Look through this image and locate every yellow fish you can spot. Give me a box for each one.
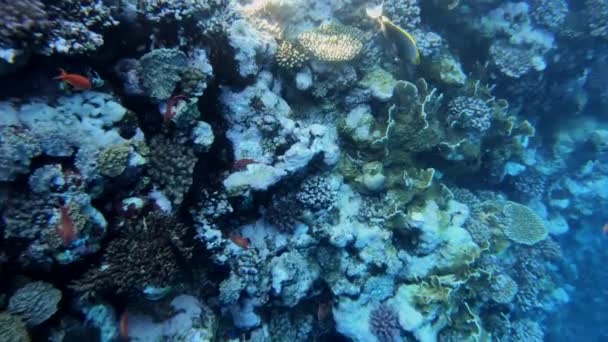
[366,4,420,65]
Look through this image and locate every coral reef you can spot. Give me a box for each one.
[0,0,598,340]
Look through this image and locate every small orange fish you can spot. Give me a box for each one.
[119,310,129,341]
[55,203,76,246]
[163,95,187,125]
[54,69,92,90]
[603,223,608,235]
[232,159,256,172]
[230,235,251,249]
[317,301,332,321]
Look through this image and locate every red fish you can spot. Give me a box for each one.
[232,159,256,172]
[55,203,76,246]
[603,223,608,235]
[163,95,187,125]
[119,310,129,341]
[54,69,92,90]
[230,235,251,249]
[317,301,332,321]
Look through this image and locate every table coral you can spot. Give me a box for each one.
[502,201,548,245]
[297,23,365,62]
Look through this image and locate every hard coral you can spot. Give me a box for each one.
[369,303,402,342]
[276,41,308,70]
[490,274,519,304]
[148,134,197,207]
[0,0,50,46]
[447,96,493,134]
[7,281,61,326]
[295,174,337,212]
[0,312,30,342]
[72,212,192,298]
[297,23,365,62]
[586,0,608,39]
[383,0,421,30]
[502,201,548,245]
[0,0,117,55]
[0,126,42,182]
[530,0,568,30]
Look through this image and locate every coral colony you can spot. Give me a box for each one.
[0,0,606,341]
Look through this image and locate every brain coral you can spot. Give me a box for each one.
[502,201,548,245]
[7,281,61,326]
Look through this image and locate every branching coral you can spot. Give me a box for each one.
[383,0,421,30]
[0,126,42,182]
[297,23,365,62]
[276,41,308,69]
[148,134,197,207]
[295,174,337,212]
[511,319,544,341]
[369,303,402,342]
[7,281,61,326]
[447,96,493,134]
[530,0,568,30]
[489,41,543,78]
[72,212,192,298]
[0,0,117,55]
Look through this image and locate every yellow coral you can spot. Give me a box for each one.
[297,23,365,62]
[276,41,308,69]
